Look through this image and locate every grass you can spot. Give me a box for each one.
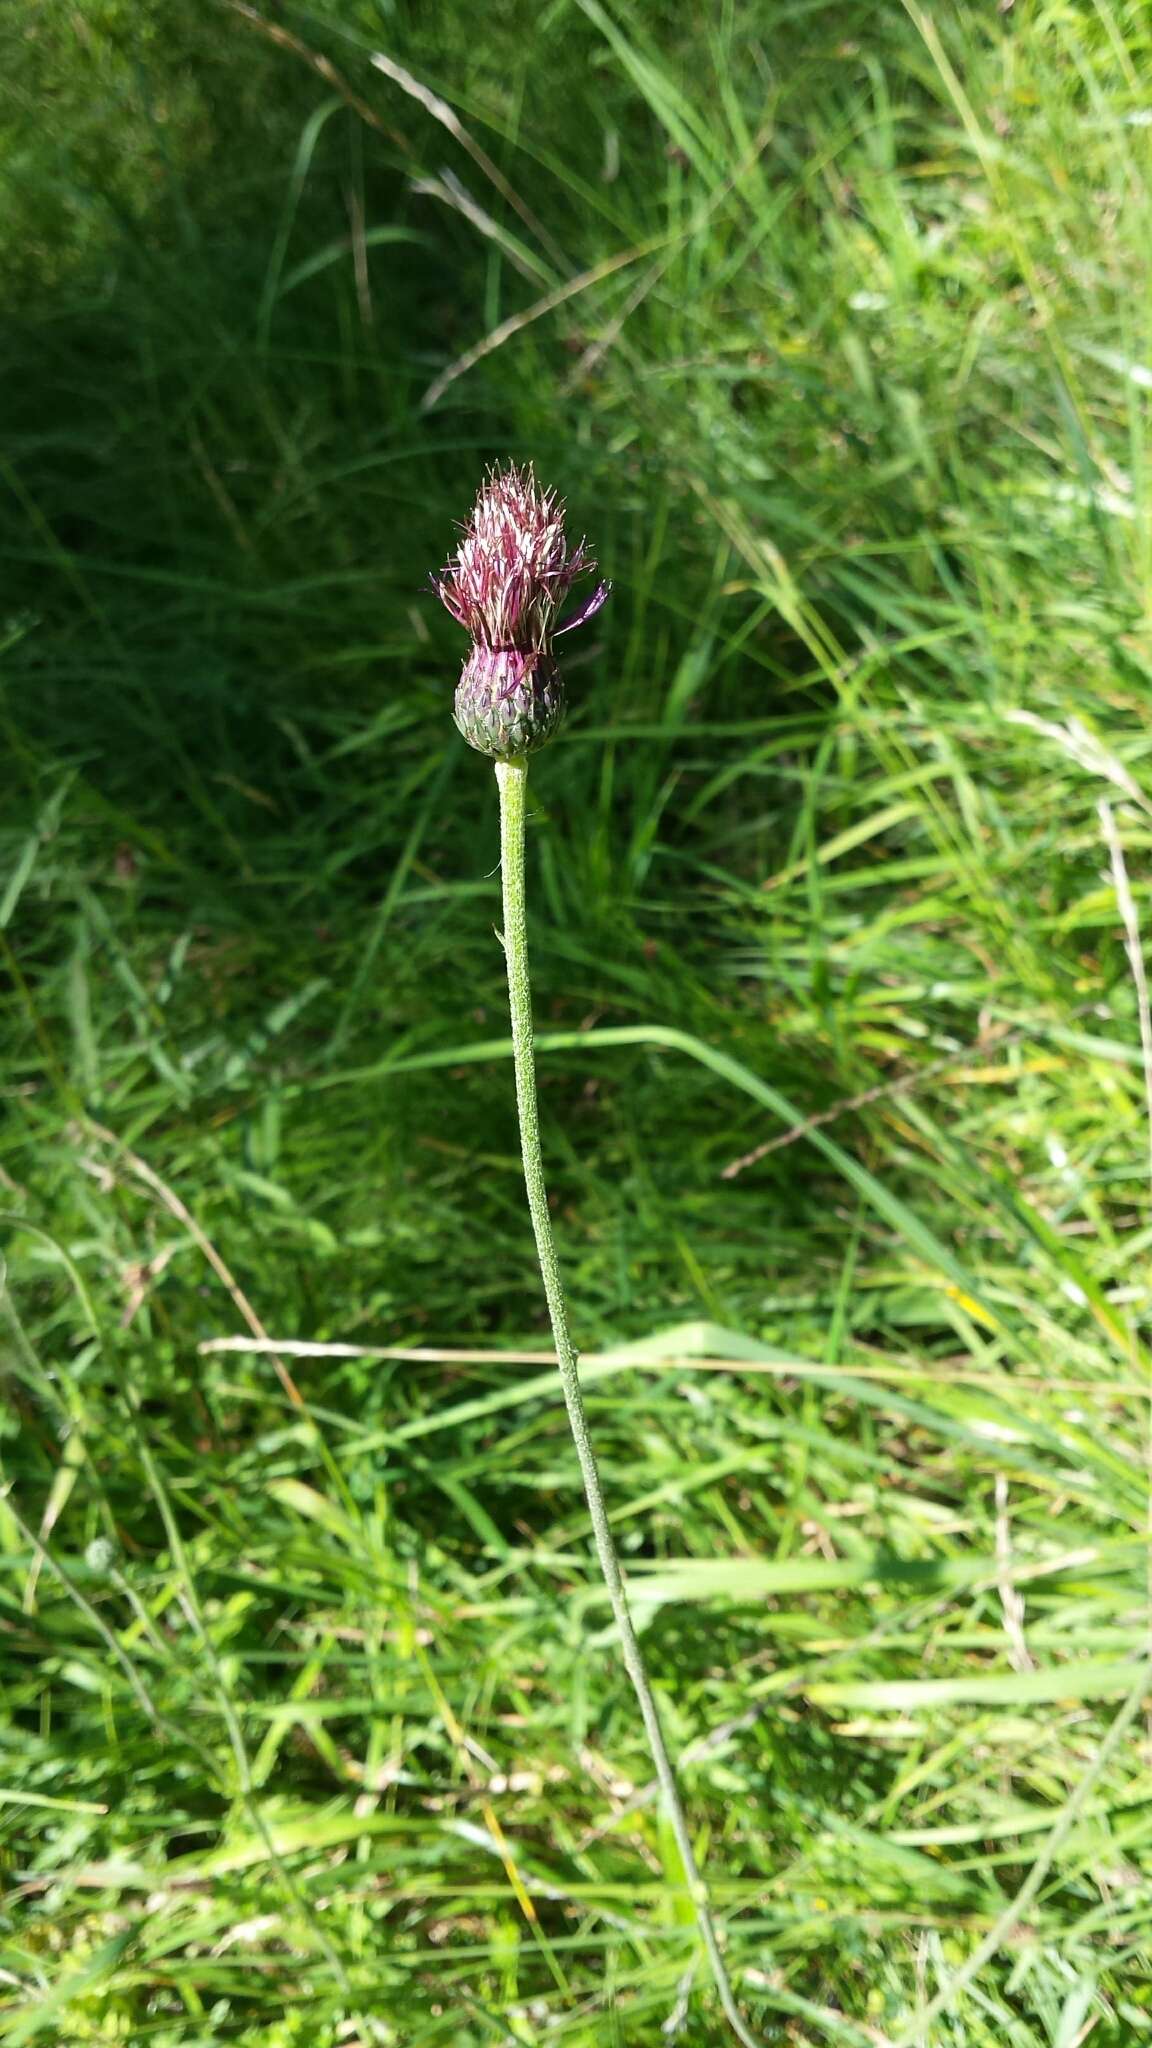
[1,0,1152,2039]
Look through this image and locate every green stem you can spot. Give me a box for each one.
[495,756,760,2046]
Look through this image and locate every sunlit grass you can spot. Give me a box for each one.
[1,1,1151,2041]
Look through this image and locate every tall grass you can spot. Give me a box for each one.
[1,1,1151,2040]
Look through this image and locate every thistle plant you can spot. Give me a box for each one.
[434,464,760,2045]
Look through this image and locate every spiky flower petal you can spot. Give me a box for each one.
[433,463,604,653]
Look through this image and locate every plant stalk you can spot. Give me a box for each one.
[495,756,759,2046]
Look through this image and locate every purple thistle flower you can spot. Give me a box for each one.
[433,463,609,759]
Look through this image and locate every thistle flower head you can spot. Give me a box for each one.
[433,462,609,759]
[433,462,608,655]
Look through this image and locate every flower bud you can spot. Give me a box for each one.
[454,646,566,761]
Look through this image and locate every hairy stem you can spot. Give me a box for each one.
[495,756,759,2046]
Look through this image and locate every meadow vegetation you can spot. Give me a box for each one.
[2,1,1152,2040]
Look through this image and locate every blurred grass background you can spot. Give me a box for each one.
[2,0,1152,2040]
